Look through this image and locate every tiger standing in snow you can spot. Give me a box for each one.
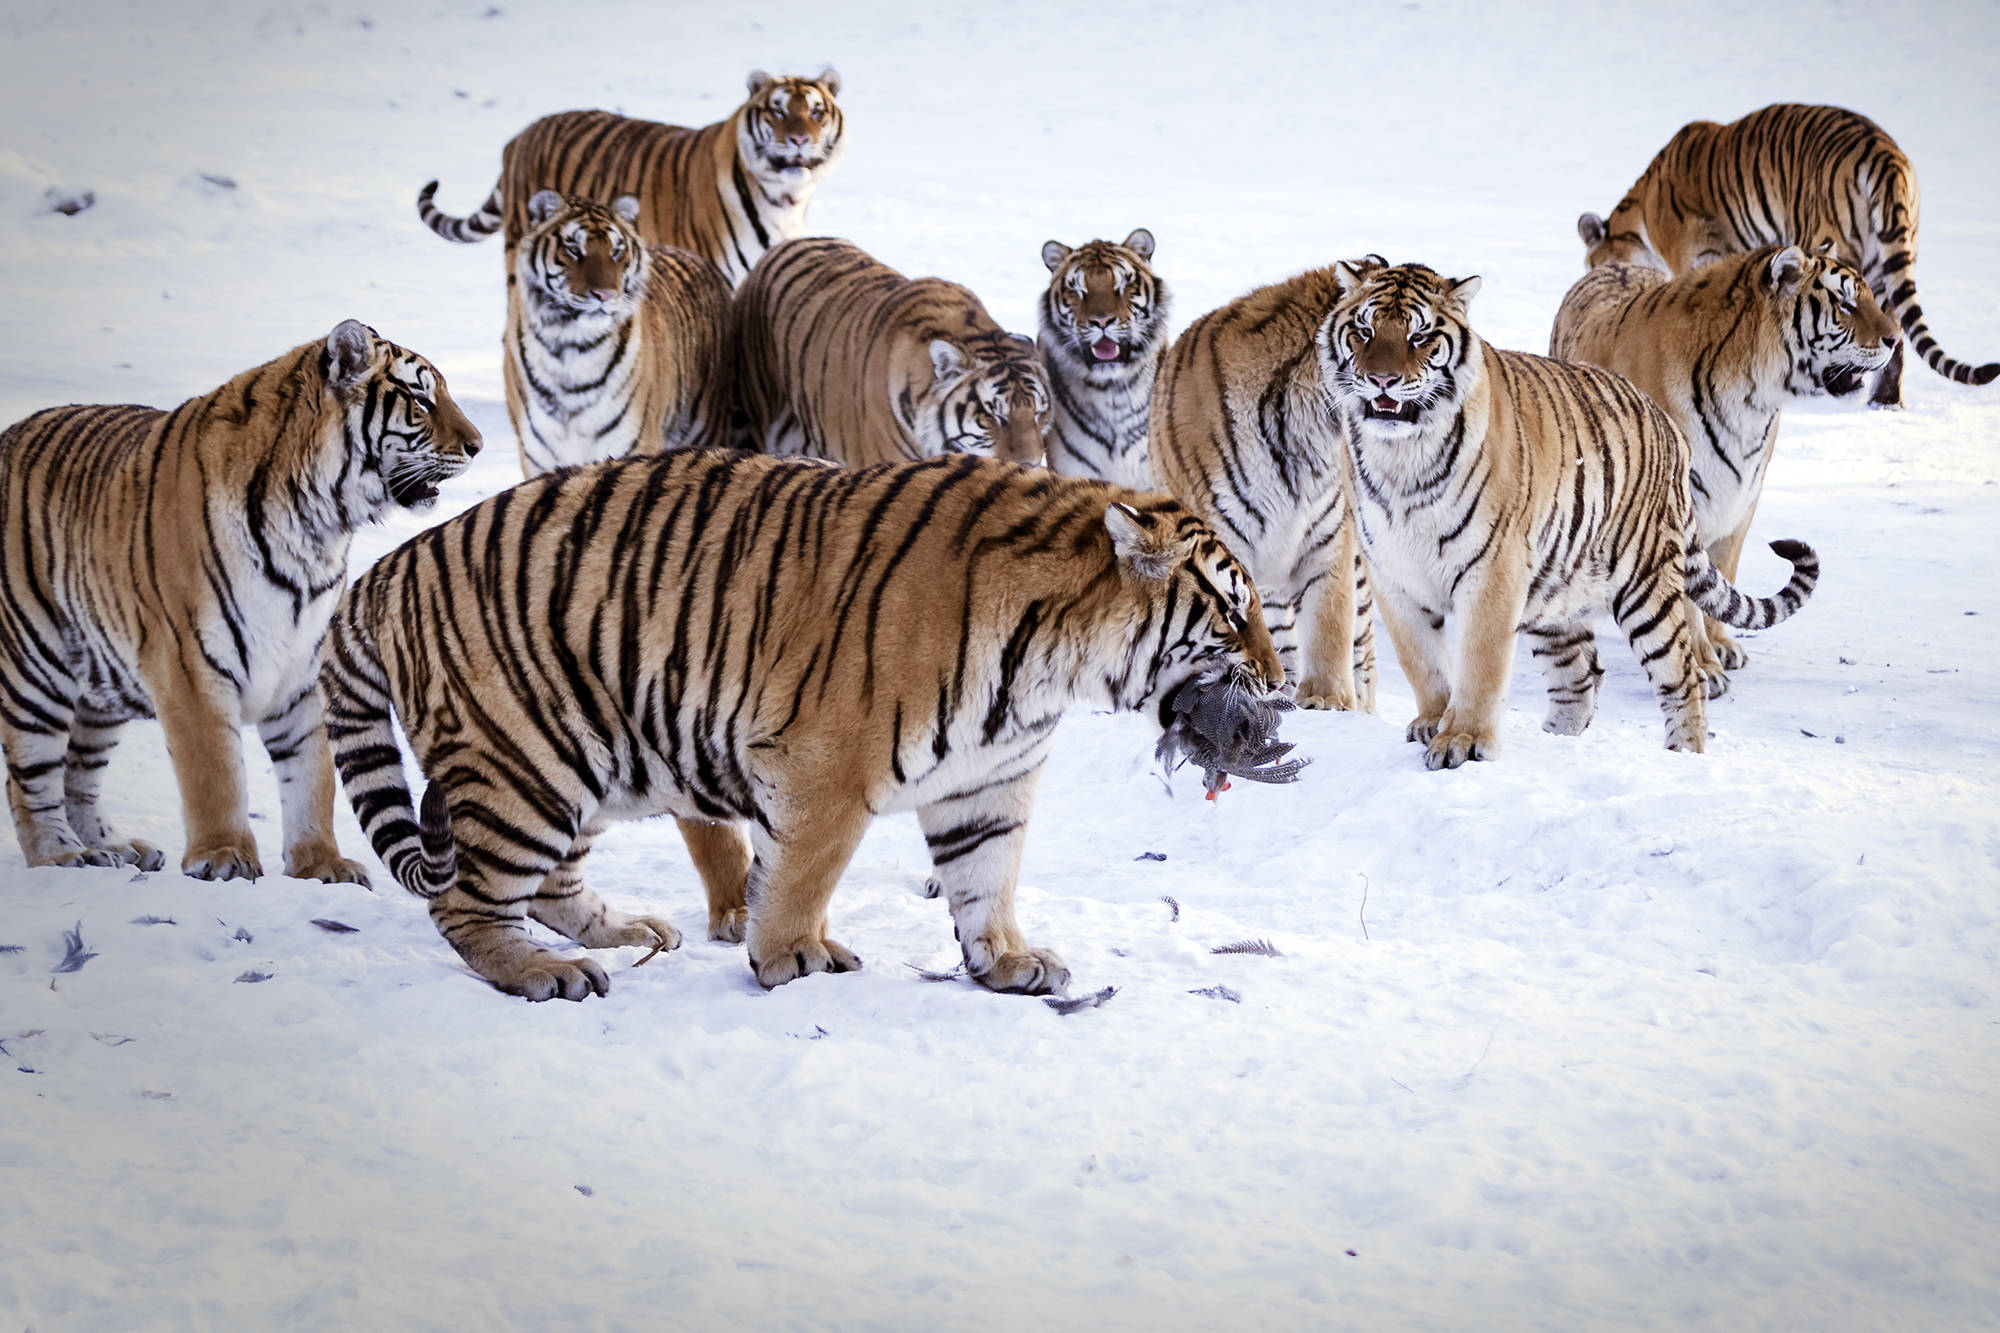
[417,68,846,289]
[1149,266,1378,713]
[0,322,478,880]
[1037,229,1171,489]
[733,238,1051,466]
[503,191,732,476]
[1324,259,1818,768]
[1551,242,1896,689]
[320,450,1283,1002]
[1578,102,1997,407]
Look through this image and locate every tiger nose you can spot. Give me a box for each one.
[1368,373,1399,390]
[786,133,811,147]
[462,435,482,459]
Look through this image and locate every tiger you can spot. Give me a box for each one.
[0,321,479,880]
[1551,242,1897,688]
[734,238,1051,467]
[1148,266,1378,714]
[417,68,845,288]
[1577,103,1998,407]
[1323,259,1819,768]
[1037,229,1171,489]
[504,190,733,477]
[319,449,1283,1002]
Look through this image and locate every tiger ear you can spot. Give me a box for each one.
[746,69,773,96]
[816,67,841,97]
[1767,246,1806,293]
[1577,213,1606,247]
[527,190,564,226]
[1333,257,1378,291]
[1042,240,1071,273]
[1104,502,1194,581]
[612,195,641,224]
[1008,332,1036,349]
[1446,276,1483,310]
[325,319,376,391]
[1812,237,1838,259]
[1122,228,1156,261]
[929,339,965,382]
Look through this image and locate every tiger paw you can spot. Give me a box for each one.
[748,936,862,988]
[284,850,372,887]
[183,839,263,882]
[567,912,682,955]
[496,951,612,1002]
[41,846,125,870]
[1710,635,1749,672]
[971,947,1070,995]
[102,838,167,872]
[708,907,748,943]
[1406,714,1444,744]
[1296,675,1358,711]
[1424,729,1495,770]
[1700,669,1732,700]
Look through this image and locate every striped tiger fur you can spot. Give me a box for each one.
[0,322,479,879]
[417,68,845,288]
[734,238,1051,466]
[1551,243,1895,688]
[1037,229,1171,489]
[1326,259,1818,768]
[1579,103,1998,407]
[1149,266,1378,714]
[320,450,1281,1001]
[505,190,732,477]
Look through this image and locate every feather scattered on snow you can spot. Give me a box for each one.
[234,970,272,984]
[1190,985,1242,1003]
[1211,938,1282,957]
[54,922,97,973]
[129,915,176,926]
[310,919,360,934]
[905,962,966,983]
[0,944,23,955]
[1045,985,1117,1015]
[1162,895,1181,922]
[90,1032,136,1046]
[232,926,253,944]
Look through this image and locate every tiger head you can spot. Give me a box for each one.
[917,332,1052,465]
[1320,258,1483,439]
[1038,229,1171,378]
[1762,243,1899,400]
[321,320,480,512]
[1096,500,1284,719]
[518,191,647,319]
[740,68,846,187]
[1576,207,1667,271]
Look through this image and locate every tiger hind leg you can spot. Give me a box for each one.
[524,818,682,958]
[1613,568,1708,754]
[3,675,120,869]
[919,761,1068,995]
[1527,623,1603,736]
[257,683,369,884]
[676,816,753,942]
[427,794,615,1001]
[63,706,164,870]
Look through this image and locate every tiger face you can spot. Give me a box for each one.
[324,320,480,511]
[1039,229,1169,375]
[1321,259,1483,437]
[741,68,845,182]
[922,335,1052,465]
[519,191,647,317]
[1770,244,1899,400]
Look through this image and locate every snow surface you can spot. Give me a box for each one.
[4,2,1999,1329]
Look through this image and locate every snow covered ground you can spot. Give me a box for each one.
[4,1,1999,1328]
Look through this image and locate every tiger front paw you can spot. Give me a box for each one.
[284,849,372,887]
[1423,728,1496,770]
[39,846,125,870]
[183,838,263,882]
[708,907,748,943]
[749,936,863,988]
[1406,714,1444,745]
[1296,675,1358,711]
[971,947,1070,995]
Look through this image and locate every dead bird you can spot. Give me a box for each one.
[1155,666,1306,797]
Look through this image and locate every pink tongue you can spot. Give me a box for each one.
[1091,338,1120,361]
